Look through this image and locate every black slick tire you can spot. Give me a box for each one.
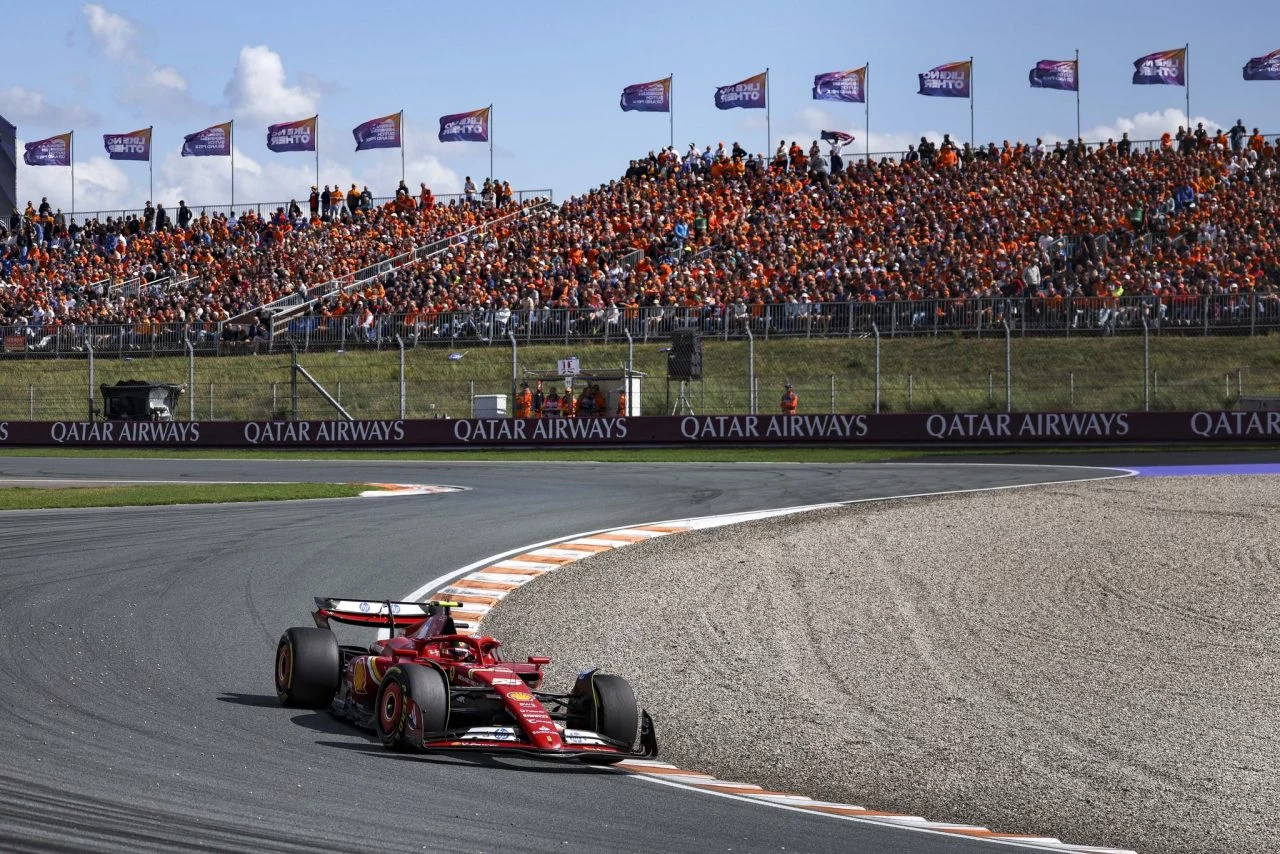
[275,627,340,708]
[375,663,449,750]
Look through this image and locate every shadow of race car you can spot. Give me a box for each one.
[274,598,657,764]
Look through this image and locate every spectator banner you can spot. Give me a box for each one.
[3,412,1277,449]
[102,128,151,161]
[918,62,971,98]
[1028,60,1079,91]
[714,72,767,110]
[22,133,72,166]
[620,78,671,112]
[820,131,855,144]
[182,122,232,157]
[1132,48,1186,85]
[353,113,402,151]
[1243,49,1280,81]
[267,117,316,152]
[437,108,490,143]
[812,68,866,103]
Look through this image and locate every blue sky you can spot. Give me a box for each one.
[5,1,1275,213]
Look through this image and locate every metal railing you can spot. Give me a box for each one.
[61,189,554,229]
[226,198,554,329]
[792,133,1280,169]
[4,294,1278,359]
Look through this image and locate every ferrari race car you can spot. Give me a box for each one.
[274,598,657,763]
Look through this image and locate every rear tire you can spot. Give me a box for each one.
[571,672,638,764]
[375,663,449,750]
[275,628,340,708]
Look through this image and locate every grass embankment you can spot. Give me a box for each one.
[0,482,368,510]
[1,336,1276,421]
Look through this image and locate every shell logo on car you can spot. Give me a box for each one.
[508,691,533,701]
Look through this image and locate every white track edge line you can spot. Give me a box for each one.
[403,466,1139,854]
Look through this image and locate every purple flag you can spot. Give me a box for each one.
[437,108,490,143]
[182,122,232,157]
[918,62,971,98]
[267,117,317,153]
[620,78,671,112]
[23,132,72,166]
[1029,60,1078,92]
[353,113,402,151]
[812,68,866,103]
[103,128,151,161]
[1244,49,1280,81]
[1133,48,1186,86]
[820,131,855,145]
[714,72,767,110]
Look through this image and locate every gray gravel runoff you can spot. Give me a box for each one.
[0,458,1133,854]
[483,475,1280,854]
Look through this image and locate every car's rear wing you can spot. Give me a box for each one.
[312,597,460,630]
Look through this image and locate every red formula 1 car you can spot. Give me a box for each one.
[274,598,657,763]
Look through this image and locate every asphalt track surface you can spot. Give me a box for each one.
[0,456,1134,854]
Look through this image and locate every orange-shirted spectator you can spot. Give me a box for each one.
[780,383,798,414]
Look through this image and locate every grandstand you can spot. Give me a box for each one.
[2,127,1278,356]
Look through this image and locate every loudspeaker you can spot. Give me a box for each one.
[668,330,702,380]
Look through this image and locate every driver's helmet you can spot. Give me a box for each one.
[448,642,474,663]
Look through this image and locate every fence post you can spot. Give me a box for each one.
[86,338,95,421]
[830,375,835,414]
[185,338,196,421]
[908,373,913,410]
[1238,367,1243,398]
[1142,317,1150,412]
[1250,292,1257,337]
[209,383,214,420]
[872,322,880,414]
[470,381,475,418]
[29,385,34,420]
[272,382,277,415]
[745,326,756,415]
[290,341,299,421]
[624,327,634,379]
[1203,295,1210,337]
[397,335,406,420]
[1069,373,1074,408]
[508,328,519,408]
[1002,318,1012,413]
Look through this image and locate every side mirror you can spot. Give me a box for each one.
[528,656,551,666]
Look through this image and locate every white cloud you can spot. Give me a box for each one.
[82,3,138,61]
[223,45,318,120]
[15,138,131,214]
[0,85,100,129]
[1075,108,1230,145]
[152,146,462,213]
[83,5,198,118]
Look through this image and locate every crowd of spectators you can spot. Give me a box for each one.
[3,122,1278,344]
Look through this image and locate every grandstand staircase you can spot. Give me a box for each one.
[228,200,552,341]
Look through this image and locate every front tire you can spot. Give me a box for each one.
[275,627,340,708]
[570,672,638,764]
[375,663,449,750]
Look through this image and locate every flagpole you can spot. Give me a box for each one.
[400,110,406,186]
[1184,43,1191,125]
[230,120,235,210]
[148,126,154,204]
[489,104,494,184]
[865,63,871,164]
[669,74,674,150]
[70,131,75,217]
[314,115,320,193]
[1075,50,1081,141]
[969,56,975,148]
[765,67,771,155]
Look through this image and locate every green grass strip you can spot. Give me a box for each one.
[0,482,368,510]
